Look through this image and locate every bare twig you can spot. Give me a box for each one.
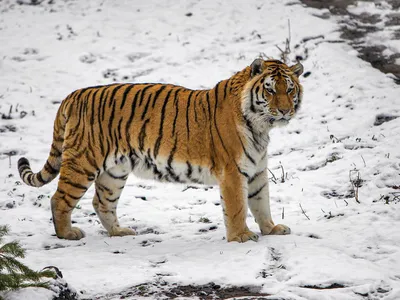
[282,207,285,220]
[299,203,310,220]
[302,35,324,43]
[349,170,361,204]
[360,155,366,167]
[268,168,277,184]
[280,164,285,183]
[276,19,291,63]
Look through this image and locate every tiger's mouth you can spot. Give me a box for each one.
[268,116,290,127]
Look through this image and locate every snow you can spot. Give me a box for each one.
[1,0,400,299]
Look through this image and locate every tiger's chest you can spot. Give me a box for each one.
[239,146,268,179]
[237,125,270,179]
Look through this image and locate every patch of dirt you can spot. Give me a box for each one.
[86,282,270,300]
[374,114,399,126]
[298,0,400,84]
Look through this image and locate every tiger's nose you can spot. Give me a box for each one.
[278,109,290,115]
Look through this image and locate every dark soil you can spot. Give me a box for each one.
[299,0,400,84]
[86,282,270,300]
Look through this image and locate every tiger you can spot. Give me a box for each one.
[17,58,303,243]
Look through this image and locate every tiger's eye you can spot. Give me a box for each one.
[266,88,275,94]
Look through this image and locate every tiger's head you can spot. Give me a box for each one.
[242,58,303,130]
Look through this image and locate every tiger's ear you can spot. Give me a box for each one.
[250,58,264,78]
[290,62,304,77]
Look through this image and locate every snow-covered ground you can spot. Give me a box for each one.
[1,0,400,299]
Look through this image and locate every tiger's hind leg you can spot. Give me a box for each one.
[51,160,95,240]
[92,169,136,237]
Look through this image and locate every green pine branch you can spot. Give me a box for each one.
[0,225,56,295]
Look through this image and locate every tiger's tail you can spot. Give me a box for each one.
[18,104,66,187]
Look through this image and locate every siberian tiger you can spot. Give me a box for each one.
[18,58,303,242]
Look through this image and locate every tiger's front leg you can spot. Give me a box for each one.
[218,166,259,242]
[247,168,291,235]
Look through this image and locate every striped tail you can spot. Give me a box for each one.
[18,105,66,187]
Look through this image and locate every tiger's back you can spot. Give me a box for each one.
[18,58,303,242]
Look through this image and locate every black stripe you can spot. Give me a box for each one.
[61,198,76,209]
[82,89,92,118]
[223,79,229,99]
[84,150,98,172]
[205,91,211,117]
[248,183,267,199]
[108,84,124,108]
[97,183,112,194]
[125,86,141,143]
[117,118,123,141]
[64,163,88,176]
[139,84,153,106]
[151,85,167,108]
[205,92,216,171]
[193,91,199,123]
[120,84,136,110]
[107,170,128,180]
[74,87,91,100]
[59,177,88,191]
[105,196,120,202]
[90,89,99,125]
[44,161,58,174]
[50,148,61,157]
[102,137,112,171]
[99,88,111,157]
[235,164,249,179]
[186,90,194,139]
[57,188,81,201]
[249,80,258,113]
[27,173,34,186]
[172,89,180,137]
[141,85,166,120]
[138,119,150,152]
[248,169,265,184]
[108,96,117,146]
[95,189,104,205]
[53,136,64,143]
[36,172,45,184]
[186,161,193,179]
[108,85,126,133]
[213,81,229,155]
[243,115,261,152]
[166,138,180,182]
[18,157,30,169]
[20,169,31,178]
[97,86,108,118]
[129,149,139,170]
[140,87,155,120]
[100,88,111,121]
[239,137,256,165]
[96,87,108,155]
[153,89,173,158]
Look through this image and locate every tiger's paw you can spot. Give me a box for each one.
[61,227,85,240]
[265,224,291,235]
[228,230,259,243]
[110,227,136,237]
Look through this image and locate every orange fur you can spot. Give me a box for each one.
[18,59,303,242]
